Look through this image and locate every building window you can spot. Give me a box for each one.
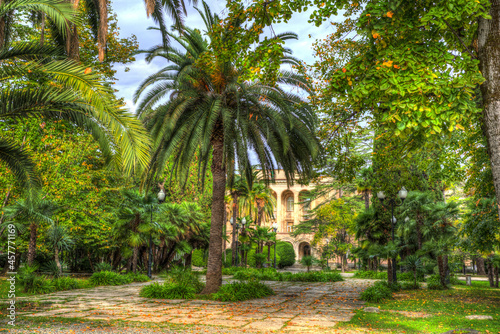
[286,222,294,232]
[286,196,294,211]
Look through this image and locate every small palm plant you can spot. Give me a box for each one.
[46,222,74,276]
[400,255,423,288]
[300,255,315,273]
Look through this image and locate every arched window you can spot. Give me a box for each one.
[286,196,294,211]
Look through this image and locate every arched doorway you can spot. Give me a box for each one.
[298,242,311,260]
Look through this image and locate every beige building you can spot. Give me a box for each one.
[225,170,336,262]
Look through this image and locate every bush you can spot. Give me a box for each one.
[140,282,197,299]
[400,281,421,290]
[94,262,113,272]
[212,280,275,302]
[192,249,207,267]
[276,242,295,267]
[233,268,343,283]
[353,270,388,279]
[360,281,393,303]
[427,274,446,290]
[252,252,268,268]
[89,271,132,286]
[52,277,81,291]
[41,260,66,278]
[449,275,464,285]
[165,267,205,293]
[399,271,425,282]
[125,273,150,282]
[222,267,246,275]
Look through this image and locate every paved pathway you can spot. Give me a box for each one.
[10,278,374,333]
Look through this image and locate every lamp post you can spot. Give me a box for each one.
[272,222,278,269]
[148,189,165,279]
[377,186,408,284]
[239,217,246,266]
[230,217,240,266]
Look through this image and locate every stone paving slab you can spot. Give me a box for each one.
[6,278,376,333]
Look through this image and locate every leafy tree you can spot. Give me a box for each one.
[300,255,315,272]
[400,254,423,288]
[134,5,319,293]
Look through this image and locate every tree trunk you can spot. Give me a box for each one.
[487,259,495,287]
[387,258,393,284]
[256,199,264,227]
[27,223,37,266]
[132,246,138,273]
[54,247,62,275]
[444,255,450,285]
[478,1,500,218]
[267,244,271,263]
[477,257,486,275]
[201,139,226,294]
[185,252,192,269]
[495,267,499,288]
[341,254,346,273]
[437,255,447,287]
[97,0,108,62]
[231,194,238,266]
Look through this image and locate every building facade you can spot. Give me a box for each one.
[225,170,336,262]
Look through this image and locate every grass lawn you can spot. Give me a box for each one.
[337,280,500,333]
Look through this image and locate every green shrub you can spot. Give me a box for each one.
[94,262,113,272]
[52,277,80,291]
[360,281,393,302]
[427,274,446,290]
[276,242,295,267]
[165,267,204,293]
[222,267,246,275]
[140,282,197,299]
[233,268,343,283]
[353,270,388,279]
[192,249,207,267]
[212,281,275,302]
[125,273,150,282]
[42,260,66,278]
[25,276,55,294]
[89,271,132,286]
[400,281,421,290]
[399,271,425,282]
[449,275,464,285]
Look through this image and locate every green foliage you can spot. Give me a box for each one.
[221,267,246,275]
[233,268,343,282]
[212,281,275,302]
[140,282,198,300]
[353,270,388,280]
[125,273,150,283]
[252,252,268,268]
[398,272,425,282]
[52,277,81,291]
[41,260,65,278]
[360,281,393,303]
[192,249,207,267]
[89,271,135,286]
[164,268,204,293]
[93,262,113,272]
[276,242,296,267]
[427,275,446,290]
[25,276,55,294]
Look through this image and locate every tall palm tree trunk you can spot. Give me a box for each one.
[478,1,500,219]
[437,255,447,287]
[132,246,139,273]
[364,190,369,210]
[387,258,393,284]
[54,247,62,275]
[27,223,37,266]
[202,139,226,294]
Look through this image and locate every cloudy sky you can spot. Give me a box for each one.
[111,0,343,113]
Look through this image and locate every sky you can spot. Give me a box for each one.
[110,0,343,113]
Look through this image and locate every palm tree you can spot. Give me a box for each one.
[227,173,248,266]
[356,167,373,211]
[46,222,74,275]
[114,189,158,273]
[400,254,423,288]
[3,198,57,265]
[134,4,319,293]
[0,41,150,194]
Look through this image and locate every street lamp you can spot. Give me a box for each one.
[230,217,240,266]
[377,186,408,284]
[147,189,165,279]
[272,222,278,269]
